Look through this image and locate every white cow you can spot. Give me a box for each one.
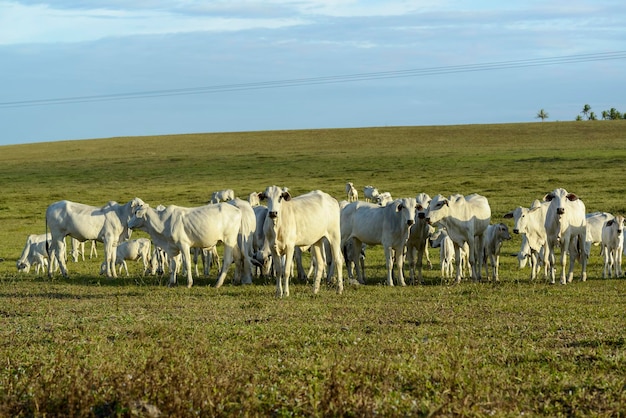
[585,212,614,257]
[504,200,550,281]
[46,198,140,278]
[247,192,261,207]
[341,198,417,286]
[17,233,56,274]
[406,193,434,284]
[210,189,235,204]
[345,182,358,202]
[601,215,624,278]
[483,223,512,282]
[259,186,344,297]
[227,198,257,285]
[426,194,491,283]
[543,188,588,285]
[128,201,241,288]
[429,229,455,279]
[251,205,272,277]
[363,185,380,203]
[376,192,393,206]
[99,238,151,276]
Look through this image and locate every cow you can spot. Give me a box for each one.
[210,189,235,204]
[258,186,344,297]
[341,198,417,286]
[45,198,141,278]
[363,185,380,203]
[406,193,434,284]
[251,205,272,277]
[227,198,256,285]
[247,192,261,207]
[376,192,393,206]
[425,194,491,283]
[601,215,624,278]
[543,188,588,285]
[99,238,151,276]
[345,182,358,202]
[504,200,550,281]
[483,223,512,282]
[430,228,470,281]
[17,233,56,274]
[585,212,614,257]
[128,201,241,288]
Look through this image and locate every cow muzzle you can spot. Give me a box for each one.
[513,229,520,234]
[557,208,565,215]
[268,211,278,219]
[407,220,415,226]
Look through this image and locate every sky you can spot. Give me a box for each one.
[0,1,625,145]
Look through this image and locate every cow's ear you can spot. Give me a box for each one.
[503,212,513,219]
[566,193,578,202]
[607,220,615,227]
[397,203,404,212]
[443,199,449,206]
[544,193,555,202]
[258,192,266,201]
[282,191,292,201]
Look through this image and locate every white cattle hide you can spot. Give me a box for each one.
[341,198,417,286]
[426,194,491,283]
[17,233,56,274]
[376,192,393,206]
[543,188,588,284]
[406,193,433,284]
[259,186,344,297]
[363,185,380,202]
[483,223,512,281]
[247,192,261,207]
[601,215,624,278]
[227,198,257,285]
[128,201,241,288]
[99,238,151,276]
[46,198,140,278]
[585,212,614,256]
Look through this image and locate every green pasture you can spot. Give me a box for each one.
[0,121,625,416]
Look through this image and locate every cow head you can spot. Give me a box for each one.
[496,223,512,241]
[544,188,578,216]
[259,186,291,219]
[425,194,449,225]
[395,197,417,227]
[128,204,150,230]
[415,193,431,220]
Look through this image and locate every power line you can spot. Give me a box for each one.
[2,50,625,108]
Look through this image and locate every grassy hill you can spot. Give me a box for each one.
[0,121,625,416]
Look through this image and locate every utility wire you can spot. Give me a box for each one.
[1,50,625,108]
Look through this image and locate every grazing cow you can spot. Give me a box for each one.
[406,193,434,284]
[46,198,140,278]
[543,188,588,285]
[601,215,625,278]
[17,233,56,274]
[363,185,380,203]
[227,198,257,284]
[259,186,344,297]
[504,200,550,281]
[345,182,358,202]
[128,201,241,288]
[99,238,151,276]
[483,223,512,281]
[210,189,235,204]
[341,198,417,286]
[426,194,491,283]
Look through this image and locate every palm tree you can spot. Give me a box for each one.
[581,104,591,120]
[589,112,597,121]
[536,109,549,122]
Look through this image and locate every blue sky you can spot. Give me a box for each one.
[1,0,625,145]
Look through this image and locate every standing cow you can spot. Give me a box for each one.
[345,182,358,202]
[601,215,624,278]
[483,223,512,282]
[426,194,491,283]
[46,198,141,278]
[406,193,433,284]
[341,198,417,286]
[543,188,588,285]
[259,186,344,297]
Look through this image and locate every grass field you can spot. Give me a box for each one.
[0,121,625,416]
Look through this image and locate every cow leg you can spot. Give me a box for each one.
[352,238,366,284]
[214,244,234,289]
[168,256,178,286]
[407,246,417,285]
[416,246,425,284]
[453,244,462,284]
[281,246,295,297]
[580,235,588,282]
[396,245,407,286]
[329,239,344,295]
[384,246,395,286]
[311,243,324,294]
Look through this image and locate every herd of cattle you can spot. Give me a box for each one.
[14,184,625,296]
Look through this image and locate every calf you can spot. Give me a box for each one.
[99,238,151,276]
[406,193,434,284]
[17,233,55,274]
[363,185,380,203]
[210,189,235,204]
[601,215,624,278]
[483,223,512,281]
[345,182,358,202]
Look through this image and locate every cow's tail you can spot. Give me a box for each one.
[45,210,50,257]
